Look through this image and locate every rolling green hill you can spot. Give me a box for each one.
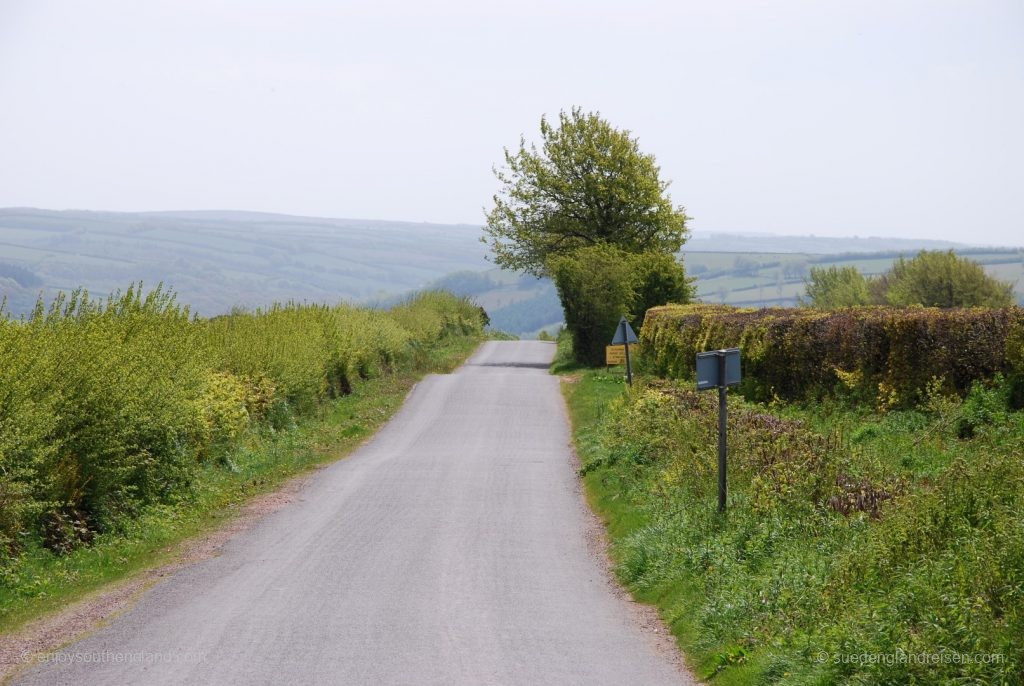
[0,208,489,316]
[2,208,1021,335]
[422,270,563,338]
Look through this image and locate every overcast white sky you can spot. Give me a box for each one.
[1,0,1021,243]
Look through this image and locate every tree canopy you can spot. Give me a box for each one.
[549,246,692,366]
[483,108,688,276]
[803,250,1015,309]
[886,251,1015,308]
[802,266,872,308]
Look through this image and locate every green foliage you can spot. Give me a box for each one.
[386,290,484,342]
[549,245,638,367]
[801,250,1015,310]
[199,372,254,450]
[565,371,1024,684]
[483,108,688,276]
[549,246,693,367]
[0,286,484,564]
[1,335,481,632]
[630,252,695,330]
[0,286,208,550]
[886,250,1016,308]
[954,378,1011,439]
[802,265,874,307]
[641,303,1024,408]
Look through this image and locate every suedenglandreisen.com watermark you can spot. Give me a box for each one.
[22,650,204,666]
[814,648,1006,668]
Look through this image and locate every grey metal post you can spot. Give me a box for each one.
[717,353,727,512]
[623,321,633,386]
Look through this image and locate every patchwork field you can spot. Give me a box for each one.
[685,249,1024,307]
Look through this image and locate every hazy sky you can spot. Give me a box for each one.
[1,0,1021,243]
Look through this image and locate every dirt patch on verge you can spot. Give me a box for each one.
[0,466,322,684]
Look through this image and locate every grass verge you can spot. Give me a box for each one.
[0,335,481,636]
[556,338,1023,684]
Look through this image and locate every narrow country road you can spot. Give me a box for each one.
[16,342,690,685]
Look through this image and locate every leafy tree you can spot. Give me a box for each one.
[630,252,694,330]
[549,245,637,366]
[484,108,688,276]
[802,251,1015,309]
[885,250,1015,308]
[867,270,891,305]
[802,266,873,308]
[549,245,692,365]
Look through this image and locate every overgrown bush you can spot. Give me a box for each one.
[641,304,1024,407]
[802,250,1015,309]
[630,252,695,331]
[803,265,873,307]
[386,290,484,342]
[574,375,1023,683]
[2,287,209,549]
[886,250,1015,308]
[0,286,484,562]
[550,245,692,366]
[549,245,639,366]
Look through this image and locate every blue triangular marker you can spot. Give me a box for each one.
[610,316,638,345]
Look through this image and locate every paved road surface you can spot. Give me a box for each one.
[18,341,688,685]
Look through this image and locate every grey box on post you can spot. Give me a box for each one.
[695,347,741,513]
[696,348,741,390]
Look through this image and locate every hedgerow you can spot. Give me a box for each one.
[640,304,1024,408]
[0,286,484,561]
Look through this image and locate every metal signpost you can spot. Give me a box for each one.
[610,316,638,385]
[696,348,741,512]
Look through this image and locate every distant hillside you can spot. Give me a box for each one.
[685,248,1024,307]
[423,270,563,337]
[0,208,488,315]
[685,231,975,254]
[2,208,1021,334]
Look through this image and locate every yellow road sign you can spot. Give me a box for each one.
[605,345,627,366]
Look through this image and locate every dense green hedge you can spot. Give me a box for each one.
[0,287,484,559]
[640,304,1024,407]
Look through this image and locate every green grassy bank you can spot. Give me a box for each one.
[557,337,1023,684]
[0,288,486,633]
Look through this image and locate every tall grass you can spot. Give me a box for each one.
[566,369,1024,684]
[0,286,484,563]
